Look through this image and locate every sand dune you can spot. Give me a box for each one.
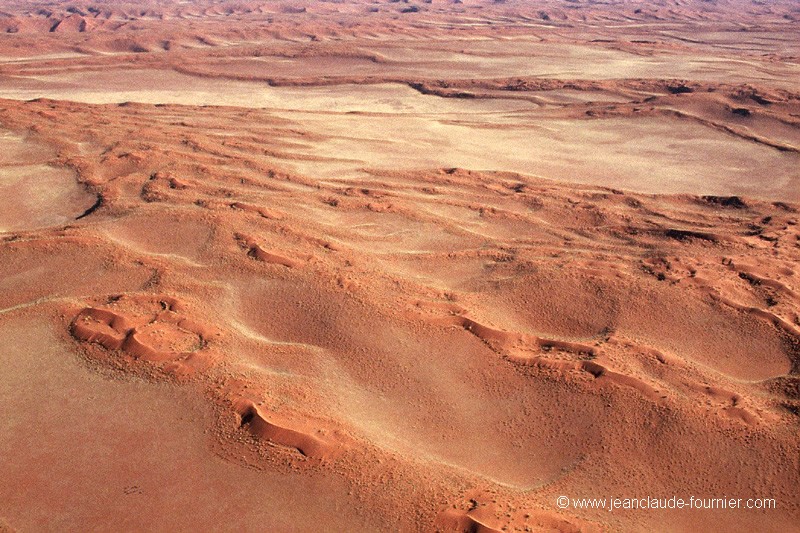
[0,1,799,532]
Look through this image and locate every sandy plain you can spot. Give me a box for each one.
[0,1,799,532]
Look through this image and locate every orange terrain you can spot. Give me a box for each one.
[0,1,799,532]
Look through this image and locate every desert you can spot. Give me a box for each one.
[0,1,798,532]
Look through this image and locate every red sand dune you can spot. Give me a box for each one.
[0,1,799,532]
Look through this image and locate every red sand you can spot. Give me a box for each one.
[0,1,798,531]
